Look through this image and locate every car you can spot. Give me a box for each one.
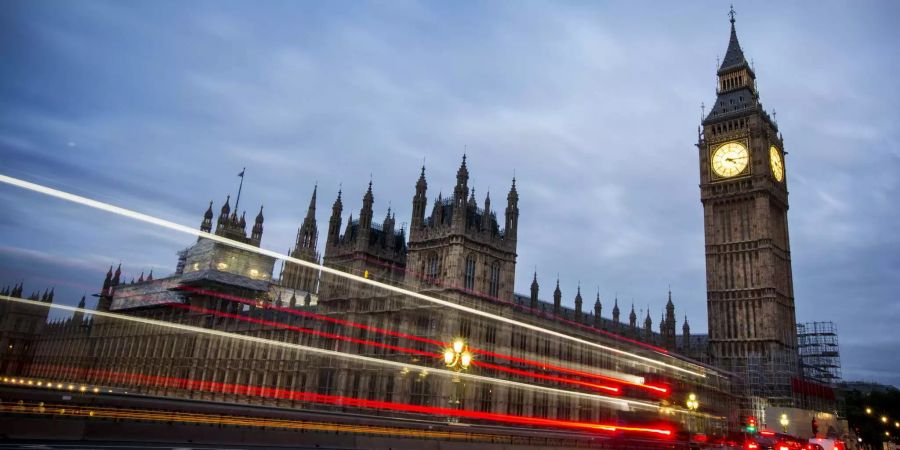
[808,438,845,450]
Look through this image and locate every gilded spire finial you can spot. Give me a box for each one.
[729,4,736,24]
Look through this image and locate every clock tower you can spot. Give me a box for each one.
[699,10,798,406]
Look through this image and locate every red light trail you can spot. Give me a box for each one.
[27,363,672,438]
[175,286,669,396]
[168,301,623,395]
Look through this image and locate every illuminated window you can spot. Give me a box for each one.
[464,255,476,290]
[216,262,228,270]
[249,269,259,277]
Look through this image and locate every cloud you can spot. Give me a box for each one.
[1,0,899,386]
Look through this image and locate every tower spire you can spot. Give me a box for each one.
[719,5,748,73]
[234,167,246,213]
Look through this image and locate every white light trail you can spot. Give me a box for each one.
[0,295,653,412]
[0,174,706,378]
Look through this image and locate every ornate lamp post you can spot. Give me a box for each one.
[686,393,700,411]
[444,339,472,409]
[685,393,700,432]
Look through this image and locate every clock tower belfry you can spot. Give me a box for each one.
[699,9,798,406]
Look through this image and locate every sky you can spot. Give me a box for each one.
[1,1,898,386]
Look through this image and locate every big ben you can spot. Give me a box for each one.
[699,10,798,406]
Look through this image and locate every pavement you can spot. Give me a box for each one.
[0,442,352,450]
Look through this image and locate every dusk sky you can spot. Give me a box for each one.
[1,1,898,385]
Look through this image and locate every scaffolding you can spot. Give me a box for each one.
[722,349,799,421]
[797,321,842,385]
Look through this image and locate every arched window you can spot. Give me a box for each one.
[426,252,440,283]
[464,255,476,290]
[488,261,501,297]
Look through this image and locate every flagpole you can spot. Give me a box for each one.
[235,167,245,213]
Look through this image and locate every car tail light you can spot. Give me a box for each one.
[778,443,790,450]
[745,441,759,450]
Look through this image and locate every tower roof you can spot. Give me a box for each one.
[719,7,748,74]
[306,184,317,219]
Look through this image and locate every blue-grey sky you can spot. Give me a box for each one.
[1,1,899,386]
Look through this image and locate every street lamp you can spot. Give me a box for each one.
[780,413,790,434]
[444,338,472,409]
[882,416,889,424]
[686,393,699,411]
[865,407,872,415]
[444,339,472,370]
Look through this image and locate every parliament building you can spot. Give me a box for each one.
[1,11,839,436]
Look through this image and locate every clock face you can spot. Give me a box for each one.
[770,146,784,182]
[711,142,750,178]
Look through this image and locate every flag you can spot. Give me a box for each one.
[238,168,245,177]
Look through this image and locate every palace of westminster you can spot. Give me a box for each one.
[0,12,840,433]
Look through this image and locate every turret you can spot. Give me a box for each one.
[593,291,602,328]
[644,309,653,337]
[612,297,620,324]
[73,295,86,324]
[113,263,121,286]
[481,191,492,230]
[327,190,343,245]
[359,181,374,233]
[666,289,675,324]
[201,201,214,233]
[251,206,264,245]
[452,155,469,231]
[574,285,583,321]
[217,195,231,232]
[553,278,562,315]
[529,272,539,310]
[505,178,519,241]
[383,207,396,247]
[629,303,637,329]
[293,185,319,254]
[411,166,428,230]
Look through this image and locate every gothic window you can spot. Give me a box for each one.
[488,261,501,297]
[410,377,431,406]
[507,389,524,416]
[484,325,497,346]
[464,255,476,290]
[459,318,472,338]
[384,375,395,402]
[534,393,549,418]
[317,368,335,395]
[578,399,592,421]
[367,374,378,400]
[426,252,440,283]
[557,396,571,420]
[479,386,493,412]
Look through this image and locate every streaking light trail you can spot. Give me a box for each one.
[0,295,655,411]
[0,174,706,378]
[21,365,672,437]
[167,302,623,394]
[0,401,504,441]
[178,286,653,391]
